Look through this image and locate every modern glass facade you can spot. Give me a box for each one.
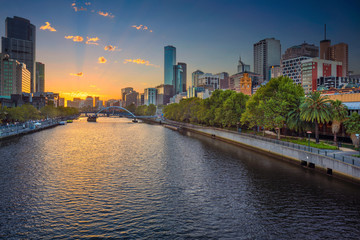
[144,88,157,105]
[177,62,187,92]
[174,64,183,94]
[1,16,36,93]
[36,62,45,92]
[164,46,176,86]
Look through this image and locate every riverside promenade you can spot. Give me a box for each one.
[0,119,61,141]
[162,119,360,185]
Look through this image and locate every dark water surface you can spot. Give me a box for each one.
[1,118,359,239]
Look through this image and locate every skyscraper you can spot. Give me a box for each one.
[237,57,250,73]
[2,16,36,92]
[320,25,348,77]
[253,38,281,82]
[0,53,30,96]
[191,70,204,87]
[173,64,183,94]
[177,62,187,92]
[36,62,45,92]
[164,45,176,86]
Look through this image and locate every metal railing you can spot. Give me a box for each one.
[0,119,59,139]
[164,119,360,167]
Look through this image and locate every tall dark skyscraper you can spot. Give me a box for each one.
[164,45,176,86]
[177,62,187,92]
[36,62,45,92]
[2,16,36,92]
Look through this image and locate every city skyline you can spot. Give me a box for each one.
[0,0,359,101]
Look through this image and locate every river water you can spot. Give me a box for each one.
[0,118,359,239]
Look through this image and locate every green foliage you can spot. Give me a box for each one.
[126,103,136,113]
[343,112,360,134]
[134,104,157,116]
[300,91,333,143]
[281,138,338,150]
[1,104,79,123]
[241,76,304,132]
[164,90,249,127]
[146,104,156,116]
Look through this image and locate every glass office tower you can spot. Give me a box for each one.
[174,64,183,94]
[2,16,36,92]
[164,46,176,86]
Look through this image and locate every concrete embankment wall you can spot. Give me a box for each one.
[164,121,360,185]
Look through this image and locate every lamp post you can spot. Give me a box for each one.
[356,133,360,156]
[307,131,312,151]
[275,127,280,140]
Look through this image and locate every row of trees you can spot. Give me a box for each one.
[163,76,360,147]
[164,90,249,127]
[134,104,157,116]
[0,104,79,124]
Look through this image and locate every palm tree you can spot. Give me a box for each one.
[300,91,332,143]
[330,100,348,145]
[287,97,311,136]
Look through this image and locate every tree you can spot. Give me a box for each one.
[300,91,332,143]
[241,76,304,138]
[126,103,136,114]
[146,104,156,116]
[330,100,348,145]
[287,97,311,136]
[343,112,360,148]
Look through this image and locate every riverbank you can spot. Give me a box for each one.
[156,119,360,185]
[0,115,79,142]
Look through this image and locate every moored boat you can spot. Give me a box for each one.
[67,120,73,123]
[87,116,97,122]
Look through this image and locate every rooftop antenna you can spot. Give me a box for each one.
[324,24,326,40]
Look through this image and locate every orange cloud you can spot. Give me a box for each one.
[86,37,99,45]
[98,56,107,64]
[70,72,84,77]
[123,58,159,67]
[104,45,120,51]
[65,35,84,42]
[98,11,114,18]
[71,3,76,6]
[85,2,91,5]
[40,22,56,32]
[131,25,153,32]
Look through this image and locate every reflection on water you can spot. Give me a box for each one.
[0,117,359,239]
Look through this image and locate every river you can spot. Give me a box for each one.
[0,117,359,239]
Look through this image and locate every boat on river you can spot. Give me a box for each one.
[87,116,97,122]
[59,121,66,125]
[67,120,73,123]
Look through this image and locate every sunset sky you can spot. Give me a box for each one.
[1,0,359,101]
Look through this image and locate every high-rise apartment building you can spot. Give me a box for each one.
[282,43,319,60]
[197,73,220,90]
[215,72,230,89]
[164,45,176,86]
[0,53,30,96]
[121,87,133,101]
[281,43,318,85]
[253,38,281,82]
[17,62,31,94]
[174,64,184,94]
[36,62,45,92]
[144,88,157,105]
[301,58,343,93]
[156,84,173,105]
[125,91,139,107]
[2,16,36,92]
[191,70,204,87]
[320,25,348,77]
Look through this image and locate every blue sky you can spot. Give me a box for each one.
[0,0,359,99]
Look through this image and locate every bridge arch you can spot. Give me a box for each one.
[96,106,137,118]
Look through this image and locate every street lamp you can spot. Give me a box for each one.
[356,133,360,156]
[307,131,312,151]
[275,127,280,140]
